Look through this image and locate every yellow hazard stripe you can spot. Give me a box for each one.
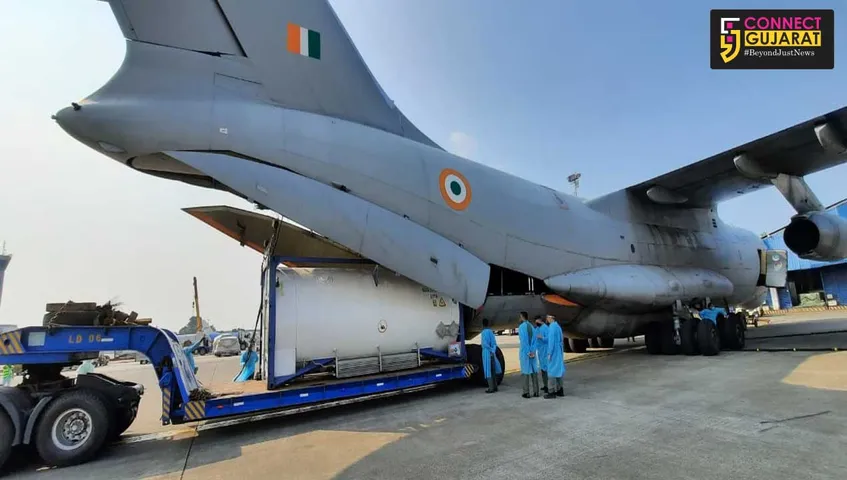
[183,400,206,421]
[463,364,476,378]
[0,331,23,355]
[161,387,172,423]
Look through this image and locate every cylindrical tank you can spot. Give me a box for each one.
[272,267,461,376]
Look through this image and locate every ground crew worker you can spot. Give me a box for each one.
[534,315,549,394]
[1,365,12,386]
[480,318,502,393]
[517,311,539,398]
[544,314,566,399]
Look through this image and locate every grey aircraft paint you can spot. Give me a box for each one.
[55,0,847,339]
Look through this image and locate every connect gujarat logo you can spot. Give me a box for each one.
[711,10,833,70]
[718,17,742,63]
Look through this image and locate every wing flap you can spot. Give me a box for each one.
[628,106,847,207]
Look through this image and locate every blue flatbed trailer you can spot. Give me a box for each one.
[0,258,497,471]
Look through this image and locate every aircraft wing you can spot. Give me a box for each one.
[627,106,847,207]
[183,205,374,268]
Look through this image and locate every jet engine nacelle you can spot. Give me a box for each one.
[783,212,847,261]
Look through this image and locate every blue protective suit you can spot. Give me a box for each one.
[183,337,204,375]
[480,328,503,379]
[546,321,565,378]
[234,350,259,382]
[535,323,549,372]
[518,321,538,374]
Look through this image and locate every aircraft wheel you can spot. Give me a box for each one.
[587,337,602,349]
[568,338,588,353]
[659,323,679,355]
[0,410,13,470]
[679,318,700,356]
[495,346,506,386]
[697,320,721,356]
[563,338,572,353]
[35,390,110,468]
[644,324,662,355]
[464,344,485,387]
[723,314,746,351]
[600,337,614,349]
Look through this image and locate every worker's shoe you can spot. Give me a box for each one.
[533,392,539,398]
[541,387,549,394]
[522,393,531,399]
[544,393,557,399]
[485,389,495,394]
[556,388,564,397]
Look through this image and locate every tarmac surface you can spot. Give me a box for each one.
[4,312,847,479]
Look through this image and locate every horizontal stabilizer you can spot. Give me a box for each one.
[544,264,734,312]
[184,205,372,268]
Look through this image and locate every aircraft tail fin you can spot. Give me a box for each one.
[106,0,440,149]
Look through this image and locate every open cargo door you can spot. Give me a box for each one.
[183,205,376,268]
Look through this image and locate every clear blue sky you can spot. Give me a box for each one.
[0,1,844,328]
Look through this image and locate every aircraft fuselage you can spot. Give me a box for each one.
[55,41,767,339]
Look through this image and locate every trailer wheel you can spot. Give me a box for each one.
[599,337,615,349]
[34,390,110,468]
[0,410,13,470]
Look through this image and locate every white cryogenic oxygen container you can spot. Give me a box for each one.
[272,267,461,377]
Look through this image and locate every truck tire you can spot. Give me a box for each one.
[563,339,572,353]
[0,410,13,470]
[109,406,137,441]
[600,337,615,349]
[697,320,720,356]
[568,338,588,353]
[587,337,601,349]
[679,318,700,356]
[34,390,110,468]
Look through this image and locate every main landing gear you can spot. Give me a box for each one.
[644,300,746,357]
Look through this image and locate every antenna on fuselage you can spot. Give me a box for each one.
[567,173,581,197]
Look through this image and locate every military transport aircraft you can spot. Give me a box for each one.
[54,0,847,357]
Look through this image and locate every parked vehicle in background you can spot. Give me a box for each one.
[213,334,241,357]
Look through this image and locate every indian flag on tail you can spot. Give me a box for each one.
[287,23,321,60]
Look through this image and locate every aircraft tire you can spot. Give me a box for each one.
[495,347,505,386]
[697,320,721,356]
[464,344,505,387]
[563,339,572,353]
[568,338,588,353]
[723,314,746,351]
[679,318,700,356]
[600,337,614,348]
[659,323,679,355]
[644,324,662,355]
[587,337,602,349]
[464,344,485,387]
